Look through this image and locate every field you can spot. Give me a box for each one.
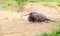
[0,3,60,36]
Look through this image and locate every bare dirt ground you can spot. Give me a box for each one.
[0,3,60,36]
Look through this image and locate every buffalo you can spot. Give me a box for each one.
[27,12,54,22]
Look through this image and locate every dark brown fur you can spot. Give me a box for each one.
[28,12,53,22]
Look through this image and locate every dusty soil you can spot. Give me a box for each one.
[0,3,60,36]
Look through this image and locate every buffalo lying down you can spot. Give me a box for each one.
[26,12,54,22]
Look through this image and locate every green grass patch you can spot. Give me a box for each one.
[35,31,60,36]
[2,1,14,10]
[35,32,56,36]
[1,0,60,10]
